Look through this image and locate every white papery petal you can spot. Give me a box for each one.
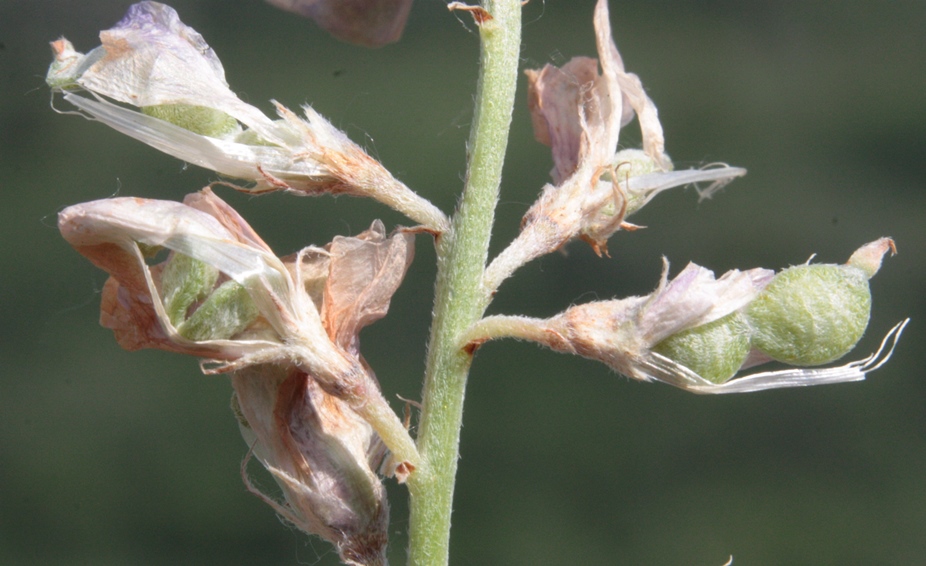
[615,165,748,213]
[62,93,328,183]
[641,319,908,393]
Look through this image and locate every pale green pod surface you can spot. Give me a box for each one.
[179,280,260,341]
[747,264,871,366]
[141,104,240,138]
[233,128,280,147]
[653,312,751,383]
[160,253,220,327]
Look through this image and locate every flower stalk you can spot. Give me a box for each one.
[406,1,522,564]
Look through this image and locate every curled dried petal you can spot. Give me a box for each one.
[323,220,415,354]
[57,190,337,371]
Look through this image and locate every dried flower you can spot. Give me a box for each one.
[475,240,906,394]
[58,188,413,387]
[519,0,745,256]
[47,2,448,232]
[265,0,414,47]
[545,260,773,384]
[233,364,390,566]
[60,188,419,559]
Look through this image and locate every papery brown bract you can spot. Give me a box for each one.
[265,0,413,47]
[322,221,415,355]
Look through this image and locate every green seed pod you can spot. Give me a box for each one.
[652,312,751,384]
[141,103,240,138]
[179,279,260,341]
[160,252,220,327]
[233,128,279,147]
[747,264,871,366]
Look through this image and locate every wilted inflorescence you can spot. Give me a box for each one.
[46,3,435,561]
[49,0,909,563]
[473,238,906,394]
[58,188,416,564]
[46,1,447,233]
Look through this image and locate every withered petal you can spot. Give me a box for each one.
[323,220,415,353]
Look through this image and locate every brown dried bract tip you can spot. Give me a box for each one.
[447,2,494,24]
[394,461,416,483]
[463,337,488,355]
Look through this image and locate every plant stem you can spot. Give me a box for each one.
[406,2,521,564]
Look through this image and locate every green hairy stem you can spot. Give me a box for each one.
[406,1,522,564]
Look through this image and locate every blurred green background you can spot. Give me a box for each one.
[2,1,924,564]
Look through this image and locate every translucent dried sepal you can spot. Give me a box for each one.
[322,221,415,355]
[637,260,773,345]
[616,161,748,216]
[64,92,278,173]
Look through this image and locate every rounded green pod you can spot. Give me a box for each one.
[746,264,871,366]
[141,103,240,138]
[653,312,751,383]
